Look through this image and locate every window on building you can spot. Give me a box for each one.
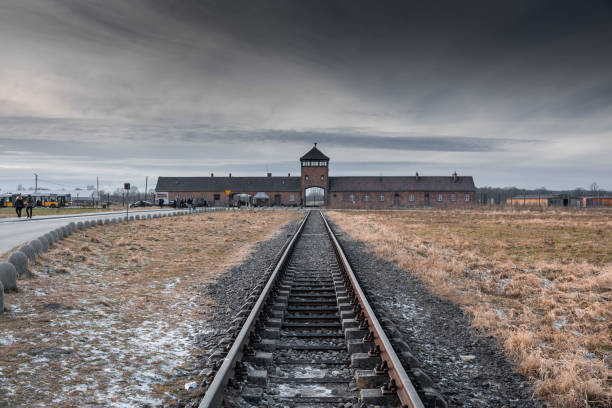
[364,194,370,202]
[379,194,385,202]
[289,194,295,202]
[320,175,324,181]
[305,175,309,181]
[437,193,443,202]
[349,194,355,203]
[464,194,470,202]
[409,194,415,202]
[450,194,456,202]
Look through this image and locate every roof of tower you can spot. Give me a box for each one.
[300,144,329,161]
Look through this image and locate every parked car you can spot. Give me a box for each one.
[129,200,153,208]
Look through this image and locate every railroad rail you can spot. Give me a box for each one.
[199,210,425,407]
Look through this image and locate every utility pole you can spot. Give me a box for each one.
[34,173,38,193]
[96,176,99,208]
[145,176,148,202]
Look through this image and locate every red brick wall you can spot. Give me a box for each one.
[327,191,474,209]
[167,190,474,208]
[301,164,329,203]
[168,191,300,206]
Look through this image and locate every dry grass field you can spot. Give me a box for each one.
[0,210,301,406]
[327,208,611,408]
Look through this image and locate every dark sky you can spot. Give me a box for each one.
[1,0,611,191]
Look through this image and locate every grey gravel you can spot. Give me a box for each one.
[178,218,300,408]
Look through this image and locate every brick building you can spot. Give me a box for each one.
[155,144,475,208]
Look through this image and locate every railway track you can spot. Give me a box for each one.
[199,210,426,408]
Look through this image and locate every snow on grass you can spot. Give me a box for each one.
[0,210,301,406]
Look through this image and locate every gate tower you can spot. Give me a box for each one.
[300,143,329,206]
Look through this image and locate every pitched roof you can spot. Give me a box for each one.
[156,176,301,192]
[328,176,475,192]
[300,146,329,161]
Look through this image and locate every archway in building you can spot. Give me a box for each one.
[305,187,325,206]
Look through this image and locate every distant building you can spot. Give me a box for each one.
[506,195,562,207]
[506,194,584,207]
[579,196,612,208]
[155,145,476,208]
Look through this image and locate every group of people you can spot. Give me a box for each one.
[13,195,35,219]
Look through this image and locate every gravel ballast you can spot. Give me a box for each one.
[180,218,301,408]
[328,219,545,408]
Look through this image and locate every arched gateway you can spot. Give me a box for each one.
[305,187,325,206]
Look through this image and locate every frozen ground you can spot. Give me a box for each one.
[0,211,300,407]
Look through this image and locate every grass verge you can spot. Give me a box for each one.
[327,208,611,408]
[0,210,302,406]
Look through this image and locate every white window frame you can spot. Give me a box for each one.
[450,194,456,202]
[437,193,443,202]
[409,194,415,202]
[289,194,295,202]
[464,194,470,202]
[349,194,355,203]
[379,194,385,202]
[364,194,370,202]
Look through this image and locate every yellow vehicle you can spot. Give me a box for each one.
[0,194,11,207]
[32,193,72,208]
[0,193,72,208]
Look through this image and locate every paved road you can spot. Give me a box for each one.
[0,208,179,255]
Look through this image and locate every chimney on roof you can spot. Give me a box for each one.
[415,172,419,181]
[211,173,214,177]
[452,172,457,182]
[229,173,232,177]
[267,172,272,177]
[288,173,290,177]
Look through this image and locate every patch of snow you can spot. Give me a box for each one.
[291,366,327,379]
[0,333,16,346]
[275,383,334,398]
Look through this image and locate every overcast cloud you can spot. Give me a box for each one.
[1,0,611,191]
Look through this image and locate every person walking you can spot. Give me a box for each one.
[25,195,34,219]
[159,198,164,208]
[14,195,24,218]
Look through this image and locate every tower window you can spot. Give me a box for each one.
[305,175,309,181]
[320,175,324,181]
